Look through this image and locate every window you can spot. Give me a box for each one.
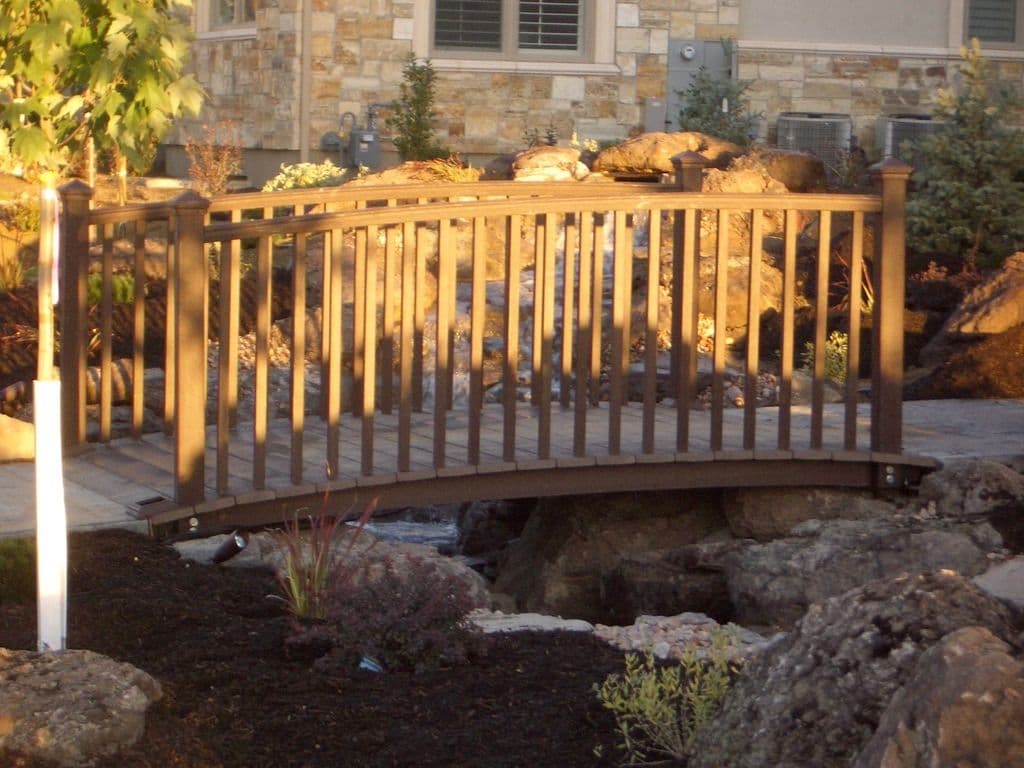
[433,0,584,58]
[967,0,1022,46]
[197,0,256,37]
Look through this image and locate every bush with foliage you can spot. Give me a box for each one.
[85,272,135,306]
[801,330,849,383]
[386,55,447,162]
[0,0,203,177]
[677,64,760,146]
[311,554,486,673]
[0,197,39,292]
[0,537,35,604]
[594,628,739,765]
[262,159,350,191]
[185,123,243,197]
[904,39,1024,271]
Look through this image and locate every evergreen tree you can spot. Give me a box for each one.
[905,39,1024,271]
[386,55,447,162]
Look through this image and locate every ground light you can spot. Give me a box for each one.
[35,181,67,652]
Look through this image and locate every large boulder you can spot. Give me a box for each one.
[175,528,492,610]
[722,487,894,541]
[918,459,1024,551]
[852,626,1024,768]
[492,491,727,623]
[511,145,589,182]
[724,516,1002,627]
[919,251,1024,367]
[0,413,33,462]
[688,570,1022,768]
[0,648,163,767]
[591,131,741,175]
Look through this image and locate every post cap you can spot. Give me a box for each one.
[671,151,708,170]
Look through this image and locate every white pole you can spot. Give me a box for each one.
[35,183,67,653]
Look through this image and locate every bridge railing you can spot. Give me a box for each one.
[58,156,911,506]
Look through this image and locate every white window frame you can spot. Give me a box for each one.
[432,0,585,60]
[964,0,1024,49]
[195,0,257,40]
[413,0,617,74]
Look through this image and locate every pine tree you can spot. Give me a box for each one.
[386,55,447,162]
[904,39,1024,271]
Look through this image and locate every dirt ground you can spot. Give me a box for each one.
[0,529,630,768]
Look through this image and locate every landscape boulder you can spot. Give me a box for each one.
[688,570,1021,768]
[591,131,741,175]
[721,487,894,541]
[852,626,1024,768]
[511,145,589,182]
[0,413,33,462]
[919,251,1024,367]
[0,648,162,767]
[918,459,1024,550]
[492,491,726,623]
[724,516,1002,627]
[175,529,492,610]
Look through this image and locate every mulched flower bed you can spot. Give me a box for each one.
[0,529,630,767]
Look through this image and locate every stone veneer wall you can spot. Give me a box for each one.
[167,0,1023,177]
[169,0,739,173]
[738,49,1024,157]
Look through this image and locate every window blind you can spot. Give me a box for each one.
[434,0,503,49]
[968,0,1016,42]
[518,0,581,51]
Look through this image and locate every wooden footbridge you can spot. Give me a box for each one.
[55,154,934,535]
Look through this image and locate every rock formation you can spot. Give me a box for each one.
[688,570,1022,768]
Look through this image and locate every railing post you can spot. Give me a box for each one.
[670,152,705,396]
[869,158,911,454]
[171,191,211,506]
[672,151,706,192]
[58,181,94,449]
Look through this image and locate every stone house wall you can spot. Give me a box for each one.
[167,0,1023,182]
[738,48,1024,153]
[168,0,740,182]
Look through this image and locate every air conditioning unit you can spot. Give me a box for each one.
[776,112,852,177]
[876,114,945,159]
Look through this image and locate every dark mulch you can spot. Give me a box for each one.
[0,529,627,767]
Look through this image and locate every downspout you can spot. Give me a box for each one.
[299,0,312,161]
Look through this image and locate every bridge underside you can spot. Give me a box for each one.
[146,452,936,537]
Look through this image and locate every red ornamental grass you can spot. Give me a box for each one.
[273,495,378,621]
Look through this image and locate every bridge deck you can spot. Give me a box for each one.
[65,399,954,534]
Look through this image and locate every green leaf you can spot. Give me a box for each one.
[11,125,54,166]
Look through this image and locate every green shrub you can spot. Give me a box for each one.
[801,330,849,383]
[677,58,760,146]
[904,39,1024,271]
[0,199,40,293]
[386,55,448,162]
[262,160,350,191]
[86,272,135,306]
[0,538,36,604]
[595,628,738,765]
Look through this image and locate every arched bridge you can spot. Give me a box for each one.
[55,155,935,535]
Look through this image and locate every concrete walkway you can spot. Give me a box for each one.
[1,398,1021,540]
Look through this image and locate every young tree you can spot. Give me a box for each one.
[386,55,447,162]
[0,0,204,178]
[904,39,1024,271]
